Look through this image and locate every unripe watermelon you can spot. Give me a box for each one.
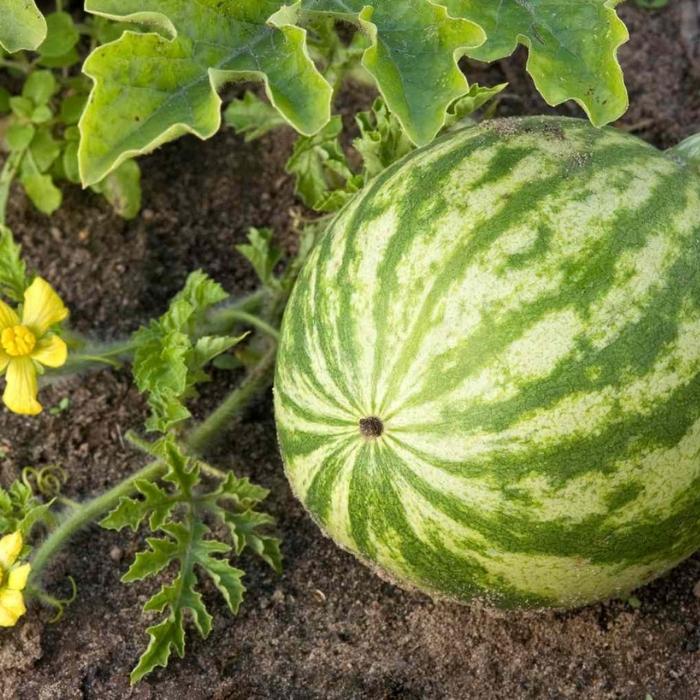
[274,116,700,609]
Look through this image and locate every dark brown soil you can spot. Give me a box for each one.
[2,3,700,698]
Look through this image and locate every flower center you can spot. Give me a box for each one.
[1,325,36,357]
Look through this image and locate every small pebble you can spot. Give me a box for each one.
[109,546,123,562]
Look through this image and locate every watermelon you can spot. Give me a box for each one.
[274,116,700,609]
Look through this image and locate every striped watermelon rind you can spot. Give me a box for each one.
[274,116,700,609]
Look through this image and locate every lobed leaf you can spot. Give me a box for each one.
[0,0,47,53]
[303,0,486,145]
[79,0,333,186]
[131,271,237,432]
[103,437,282,682]
[236,228,282,291]
[441,0,629,126]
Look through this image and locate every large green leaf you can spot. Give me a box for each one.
[303,0,486,145]
[0,0,47,53]
[79,0,332,185]
[441,0,628,126]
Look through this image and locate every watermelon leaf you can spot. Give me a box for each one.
[441,0,629,126]
[0,0,47,53]
[131,271,244,433]
[223,92,288,143]
[79,0,333,186]
[302,0,487,146]
[100,436,280,683]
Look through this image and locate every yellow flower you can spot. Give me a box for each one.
[0,278,68,415]
[0,531,31,627]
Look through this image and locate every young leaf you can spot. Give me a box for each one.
[22,71,58,107]
[38,11,80,59]
[131,271,241,432]
[354,98,415,180]
[0,226,28,302]
[286,116,361,211]
[20,173,62,215]
[444,82,508,129]
[443,0,629,127]
[303,0,486,145]
[223,92,287,143]
[101,437,279,683]
[236,228,282,291]
[0,0,47,53]
[79,0,333,186]
[90,160,142,220]
[0,478,51,538]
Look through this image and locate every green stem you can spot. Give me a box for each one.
[203,289,267,335]
[222,309,280,341]
[0,58,31,75]
[187,344,277,454]
[53,290,269,377]
[28,349,277,585]
[29,459,165,585]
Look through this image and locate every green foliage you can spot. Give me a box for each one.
[101,436,281,683]
[0,0,47,53]
[354,98,415,180]
[0,477,52,539]
[0,225,28,302]
[635,0,668,7]
[286,116,361,212]
[132,271,246,433]
[236,228,283,292]
[0,13,143,219]
[443,0,629,127]
[39,11,80,63]
[303,0,486,146]
[223,92,287,143]
[668,133,700,175]
[78,1,631,186]
[79,0,333,186]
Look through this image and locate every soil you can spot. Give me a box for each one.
[1,3,700,699]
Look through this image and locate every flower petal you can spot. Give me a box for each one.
[0,299,19,330]
[7,563,31,592]
[3,357,41,415]
[0,531,22,569]
[0,589,26,627]
[21,277,68,337]
[0,350,9,373]
[31,334,67,368]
